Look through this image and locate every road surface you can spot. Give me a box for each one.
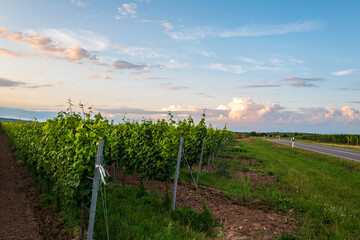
[267,139,360,162]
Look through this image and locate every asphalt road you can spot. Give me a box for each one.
[267,139,360,162]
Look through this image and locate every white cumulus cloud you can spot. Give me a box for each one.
[210,63,245,74]
[117,3,137,19]
[220,97,284,121]
[332,69,358,76]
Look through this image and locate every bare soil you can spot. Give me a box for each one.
[0,127,65,240]
[109,166,297,240]
[220,157,258,165]
[240,159,258,165]
[232,170,278,186]
[234,138,252,142]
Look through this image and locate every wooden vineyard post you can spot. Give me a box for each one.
[87,140,104,240]
[211,149,215,165]
[42,178,46,194]
[81,203,85,240]
[207,136,215,171]
[113,163,117,183]
[216,136,225,159]
[172,136,184,210]
[196,137,206,187]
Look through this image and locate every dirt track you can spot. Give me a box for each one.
[0,127,43,240]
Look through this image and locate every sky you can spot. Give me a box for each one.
[0,0,359,133]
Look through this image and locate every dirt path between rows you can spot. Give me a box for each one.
[0,127,43,240]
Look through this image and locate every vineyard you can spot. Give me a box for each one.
[295,133,360,146]
[1,109,233,238]
[3,109,360,239]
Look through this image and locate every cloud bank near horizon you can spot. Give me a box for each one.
[2,97,359,133]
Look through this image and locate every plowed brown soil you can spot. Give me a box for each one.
[234,138,252,142]
[0,127,67,240]
[110,166,298,240]
[0,127,43,239]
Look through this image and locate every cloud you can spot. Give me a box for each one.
[141,19,174,31]
[0,48,23,57]
[0,77,25,87]
[117,3,137,19]
[197,93,213,98]
[239,84,280,89]
[162,22,173,31]
[70,0,86,7]
[0,27,6,36]
[219,97,284,122]
[169,20,324,40]
[86,74,111,80]
[0,27,95,61]
[332,69,358,76]
[23,82,61,89]
[201,51,216,58]
[160,105,200,112]
[111,59,162,73]
[112,60,146,70]
[238,57,257,64]
[298,106,359,124]
[131,76,169,81]
[112,45,167,59]
[280,77,323,87]
[337,87,360,91]
[213,97,360,129]
[210,63,245,74]
[42,29,110,51]
[164,59,188,69]
[65,45,90,59]
[0,106,58,121]
[123,3,137,16]
[130,69,150,75]
[0,77,61,88]
[3,96,358,132]
[160,83,189,91]
[234,55,303,73]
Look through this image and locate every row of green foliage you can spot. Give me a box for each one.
[295,134,360,145]
[2,110,233,211]
[2,111,111,210]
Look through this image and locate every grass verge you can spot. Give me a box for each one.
[180,138,360,239]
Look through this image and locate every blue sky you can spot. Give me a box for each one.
[0,0,359,133]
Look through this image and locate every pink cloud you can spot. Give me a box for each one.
[66,45,90,59]
[0,27,93,61]
[297,106,359,124]
[162,22,173,31]
[86,74,111,79]
[0,48,23,57]
[221,97,283,121]
[160,105,200,112]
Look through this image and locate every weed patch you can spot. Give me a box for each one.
[94,185,208,240]
[171,200,218,235]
